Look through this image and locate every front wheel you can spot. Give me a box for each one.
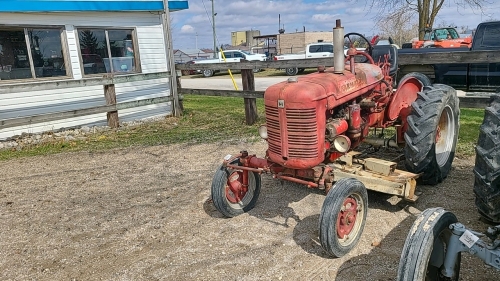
[396,208,461,281]
[285,67,298,76]
[211,159,261,218]
[319,178,368,257]
[404,84,460,185]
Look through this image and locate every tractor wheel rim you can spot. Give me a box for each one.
[224,171,255,209]
[435,105,454,167]
[336,196,360,242]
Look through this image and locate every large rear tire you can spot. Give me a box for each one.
[319,178,368,257]
[473,94,500,223]
[211,159,261,218]
[404,84,460,185]
[396,207,460,281]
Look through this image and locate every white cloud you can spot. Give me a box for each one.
[311,14,340,23]
[180,25,195,34]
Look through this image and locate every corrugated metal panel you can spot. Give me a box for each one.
[0,13,172,140]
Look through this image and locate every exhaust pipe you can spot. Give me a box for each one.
[333,19,344,74]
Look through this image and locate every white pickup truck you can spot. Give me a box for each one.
[193,50,267,77]
[273,42,348,75]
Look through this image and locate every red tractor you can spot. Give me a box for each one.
[210,20,460,258]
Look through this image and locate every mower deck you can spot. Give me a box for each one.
[330,151,419,202]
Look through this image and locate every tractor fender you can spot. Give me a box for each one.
[387,73,430,121]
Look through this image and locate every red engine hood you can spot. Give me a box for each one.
[265,64,383,109]
[262,63,384,169]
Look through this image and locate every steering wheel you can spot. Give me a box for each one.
[344,32,373,63]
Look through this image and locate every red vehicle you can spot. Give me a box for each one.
[210,20,460,257]
[412,27,472,48]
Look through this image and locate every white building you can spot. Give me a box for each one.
[174,49,212,63]
[0,0,188,140]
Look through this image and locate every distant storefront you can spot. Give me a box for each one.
[0,0,188,140]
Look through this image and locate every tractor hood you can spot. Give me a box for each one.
[265,64,384,109]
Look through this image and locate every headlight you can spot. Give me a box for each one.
[258,125,268,139]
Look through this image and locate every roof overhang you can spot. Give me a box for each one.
[0,0,189,12]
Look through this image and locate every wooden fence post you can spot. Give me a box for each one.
[104,83,119,128]
[241,69,258,125]
[176,70,184,112]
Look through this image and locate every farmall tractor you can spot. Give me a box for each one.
[210,20,460,258]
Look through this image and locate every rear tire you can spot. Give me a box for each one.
[211,159,261,218]
[404,84,460,185]
[319,178,368,257]
[474,94,500,223]
[396,207,460,281]
[285,67,298,76]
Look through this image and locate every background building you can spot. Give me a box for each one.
[0,0,188,140]
[277,31,333,54]
[174,49,212,63]
[231,30,261,47]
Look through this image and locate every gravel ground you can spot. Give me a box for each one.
[0,141,498,280]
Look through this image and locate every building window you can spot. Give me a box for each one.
[0,27,67,81]
[78,29,139,75]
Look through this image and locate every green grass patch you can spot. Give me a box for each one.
[0,95,485,161]
[457,108,484,156]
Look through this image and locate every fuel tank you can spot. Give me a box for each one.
[264,64,383,169]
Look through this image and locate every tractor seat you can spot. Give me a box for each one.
[371,44,398,76]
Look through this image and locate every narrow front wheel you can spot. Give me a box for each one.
[211,159,261,217]
[319,178,368,257]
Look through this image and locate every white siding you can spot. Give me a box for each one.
[0,12,172,140]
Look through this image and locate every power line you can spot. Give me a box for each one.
[201,0,221,54]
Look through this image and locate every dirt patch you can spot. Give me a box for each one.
[0,141,497,280]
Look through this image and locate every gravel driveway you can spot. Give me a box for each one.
[0,141,497,280]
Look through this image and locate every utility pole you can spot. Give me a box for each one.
[161,0,181,116]
[195,32,198,50]
[211,0,217,58]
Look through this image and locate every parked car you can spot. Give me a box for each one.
[177,60,198,76]
[193,50,267,77]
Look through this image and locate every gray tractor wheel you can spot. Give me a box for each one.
[396,207,460,281]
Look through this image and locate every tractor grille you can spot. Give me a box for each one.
[265,106,281,155]
[266,106,319,159]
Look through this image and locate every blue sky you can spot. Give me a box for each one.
[170,0,499,50]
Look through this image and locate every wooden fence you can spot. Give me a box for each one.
[0,49,496,132]
[176,50,499,124]
[0,72,182,130]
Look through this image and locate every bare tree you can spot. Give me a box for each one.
[370,0,486,40]
[376,7,419,46]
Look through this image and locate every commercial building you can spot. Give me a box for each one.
[0,0,188,140]
[277,31,333,54]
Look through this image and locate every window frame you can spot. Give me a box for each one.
[75,27,141,76]
[0,25,71,82]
